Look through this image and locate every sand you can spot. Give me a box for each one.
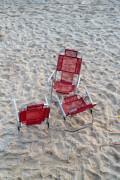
[0,0,120,179]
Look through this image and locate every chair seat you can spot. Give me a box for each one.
[19,104,50,125]
[62,95,95,116]
[54,81,75,94]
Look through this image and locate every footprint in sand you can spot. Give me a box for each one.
[107,93,117,105]
[0,93,5,97]
[106,83,116,92]
[1,75,10,80]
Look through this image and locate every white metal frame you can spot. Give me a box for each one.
[84,86,93,104]
[76,74,81,89]
[55,94,66,120]
[44,96,50,128]
[13,99,22,131]
[49,70,57,101]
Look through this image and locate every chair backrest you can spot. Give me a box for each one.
[19,104,50,125]
[56,55,82,83]
[57,55,81,74]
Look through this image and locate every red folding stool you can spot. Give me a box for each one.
[14,98,50,131]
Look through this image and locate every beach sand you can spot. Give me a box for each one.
[0,0,120,179]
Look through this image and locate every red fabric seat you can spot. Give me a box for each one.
[19,104,50,125]
[54,81,75,94]
[55,87,96,132]
[62,95,96,116]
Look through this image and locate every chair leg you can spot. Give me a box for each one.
[47,122,49,129]
[50,87,53,101]
[89,108,94,124]
[18,126,20,131]
[55,94,66,118]
[46,119,50,129]
[63,116,66,121]
[14,99,22,131]
[90,109,92,114]
[18,123,22,131]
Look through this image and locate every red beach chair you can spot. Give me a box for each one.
[56,86,96,132]
[49,49,82,99]
[14,98,50,131]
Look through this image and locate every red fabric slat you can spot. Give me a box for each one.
[19,107,50,125]
[27,104,44,111]
[76,58,82,74]
[65,49,78,57]
[57,55,63,71]
[63,98,86,115]
[61,72,74,83]
[64,95,78,103]
[62,56,77,73]
[54,81,75,94]
[57,55,81,74]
